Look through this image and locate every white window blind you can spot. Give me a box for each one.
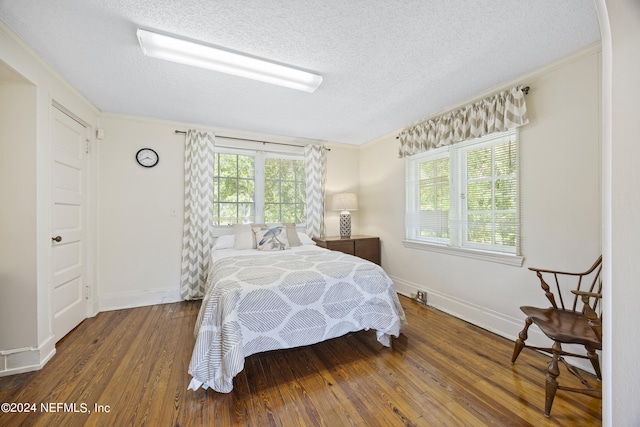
[406,129,520,255]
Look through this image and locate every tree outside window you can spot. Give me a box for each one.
[213,151,306,225]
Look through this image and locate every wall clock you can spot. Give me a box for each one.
[136,148,159,168]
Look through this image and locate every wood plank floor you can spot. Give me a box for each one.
[0,296,601,426]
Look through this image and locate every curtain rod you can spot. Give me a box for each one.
[174,130,330,151]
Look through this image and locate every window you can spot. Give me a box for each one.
[264,157,306,223]
[214,152,255,224]
[213,149,306,225]
[405,129,519,256]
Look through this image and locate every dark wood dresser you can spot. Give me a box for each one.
[312,235,380,265]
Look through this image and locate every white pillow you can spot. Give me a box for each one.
[298,232,316,245]
[253,225,290,251]
[213,234,235,250]
[233,224,255,249]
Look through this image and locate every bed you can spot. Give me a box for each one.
[187,227,408,393]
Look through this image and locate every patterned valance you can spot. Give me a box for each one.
[398,85,529,158]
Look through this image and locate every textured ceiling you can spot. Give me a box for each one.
[0,1,600,145]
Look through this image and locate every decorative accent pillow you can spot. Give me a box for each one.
[283,223,303,246]
[233,224,255,249]
[252,225,290,251]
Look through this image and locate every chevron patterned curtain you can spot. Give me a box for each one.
[304,145,326,238]
[398,85,529,158]
[180,130,215,300]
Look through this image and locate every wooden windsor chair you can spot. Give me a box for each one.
[511,255,603,417]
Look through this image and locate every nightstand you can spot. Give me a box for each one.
[312,235,380,265]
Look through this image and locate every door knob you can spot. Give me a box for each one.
[52,236,62,242]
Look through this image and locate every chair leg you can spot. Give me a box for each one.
[511,317,532,363]
[586,345,602,380]
[544,341,562,417]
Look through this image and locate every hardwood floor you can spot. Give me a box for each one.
[0,296,601,426]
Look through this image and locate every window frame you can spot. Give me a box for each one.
[263,153,307,225]
[213,149,257,225]
[212,147,306,226]
[405,147,451,244]
[404,129,524,266]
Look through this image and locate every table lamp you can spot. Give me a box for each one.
[332,193,358,238]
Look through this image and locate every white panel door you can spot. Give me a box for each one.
[51,106,87,341]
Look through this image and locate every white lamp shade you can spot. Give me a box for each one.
[332,193,358,211]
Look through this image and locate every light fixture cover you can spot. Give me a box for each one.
[332,193,358,211]
[137,28,322,93]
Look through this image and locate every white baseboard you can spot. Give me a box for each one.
[98,287,183,312]
[390,274,596,374]
[392,274,524,339]
[0,335,56,377]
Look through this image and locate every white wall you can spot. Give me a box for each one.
[324,143,360,237]
[599,0,640,425]
[0,75,37,351]
[358,47,602,349]
[96,116,186,309]
[0,22,99,375]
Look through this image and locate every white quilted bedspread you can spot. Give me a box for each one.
[187,246,408,393]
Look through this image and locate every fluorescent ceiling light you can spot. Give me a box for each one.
[137,28,322,93]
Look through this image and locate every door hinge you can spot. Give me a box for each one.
[85,139,91,154]
[85,284,90,300]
